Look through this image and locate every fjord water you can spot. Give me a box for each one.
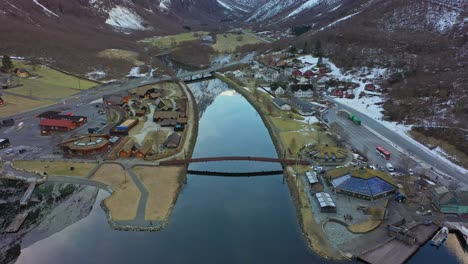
[15,81,336,264]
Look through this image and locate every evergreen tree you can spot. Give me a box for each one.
[317,56,324,67]
[314,39,323,57]
[2,55,13,71]
[302,42,308,54]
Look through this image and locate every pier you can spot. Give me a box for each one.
[19,181,36,206]
[5,213,29,233]
[358,223,439,264]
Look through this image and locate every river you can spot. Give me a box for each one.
[14,80,463,264]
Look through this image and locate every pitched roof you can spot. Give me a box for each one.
[164,133,181,147]
[290,84,314,92]
[39,118,75,128]
[272,98,289,107]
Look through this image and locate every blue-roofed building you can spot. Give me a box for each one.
[327,167,397,200]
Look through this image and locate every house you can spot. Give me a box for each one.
[37,111,88,127]
[160,119,177,127]
[14,68,29,78]
[0,73,15,88]
[365,84,376,92]
[135,109,146,117]
[177,117,188,125]
[135,142,153,159]
[119,139,135,158]
[292,69,302,78]
[200,35,214,44]
[272,98,291,111]
[432,186,468,217]
[271,86,286,96]
[59,134,110,156]
[289,84,314,98]
[332,89,344,97]
[0,96,4,106]
[303,70,315,79]
[39,119,76,135]
[153,111,180,123]
[163,133,181,148]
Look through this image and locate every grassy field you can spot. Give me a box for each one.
[6,60,98,100]
[97,49,144,66]
[139,31,209,49]
[0,94,53,118]
[133,166,184,221]
[91,164,141,221]
[13,160,97,177]
[347,205,386,233]
[212,33,261,53]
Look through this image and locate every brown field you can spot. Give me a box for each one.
[133,166,184,221]
[13,160,97,177]
[97,49,144,66]
[91,164,140,221]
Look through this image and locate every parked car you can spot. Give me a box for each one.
[409,169,414,175]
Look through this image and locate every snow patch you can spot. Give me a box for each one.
[32,0,59,17]
[286,0,319,18]
[86,70,107,81]
[105,6,147,31]
[127,67,148,78]
[159,0,172,11]
[320,11,361,30]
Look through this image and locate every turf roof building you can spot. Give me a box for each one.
[59,134,110,156]
[326,167,397,200]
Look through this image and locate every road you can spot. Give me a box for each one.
[241,29,273,44]
[325,98,467,184]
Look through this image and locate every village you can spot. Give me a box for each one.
[0,30,467,264]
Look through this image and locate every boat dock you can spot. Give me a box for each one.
[358,223,438,264]
[19,181,36,206]
[5,213,29,233]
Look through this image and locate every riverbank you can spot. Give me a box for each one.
[214,73,343,259]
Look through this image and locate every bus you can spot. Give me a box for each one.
[376,146,391,160]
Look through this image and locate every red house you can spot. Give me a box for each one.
[303,70,315,79]
[39,119,76,135]
[292,69,302,77]
[365,84,376,92]
[0,97,4,106]
[319,67,329,74]
[332,89,344,98]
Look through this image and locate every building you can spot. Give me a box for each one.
[59,134,110,156]
[307,144,348,163]
[153,111,181,123]
[0,96,4,106]
[14,68,29,78]
[432,186,468,217]
[365,84,376,92]
[272,98,291,111]
[315,192,336,213]
[0,73,16,88]
[306,171,319,185]
[135,142,153,159]
[119,139,135,158]
[39,119,76,135]
[37,111,87,127]
[0,138,10,149]
[326,167,397,200]
[292,69,302,78]
[289,84,314,98]
[163,133,181,148]
[271,86,286,96]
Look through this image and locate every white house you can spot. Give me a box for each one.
[272,86,286,96]
[289,84,314,98]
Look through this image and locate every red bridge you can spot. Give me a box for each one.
[160,156,310,166]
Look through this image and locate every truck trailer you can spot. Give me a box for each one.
[348,114,361,125]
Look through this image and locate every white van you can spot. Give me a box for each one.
[386,163,394,172]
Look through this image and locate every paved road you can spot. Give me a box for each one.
[325,98,467,184]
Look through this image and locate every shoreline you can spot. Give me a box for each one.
[214,73,344,260]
